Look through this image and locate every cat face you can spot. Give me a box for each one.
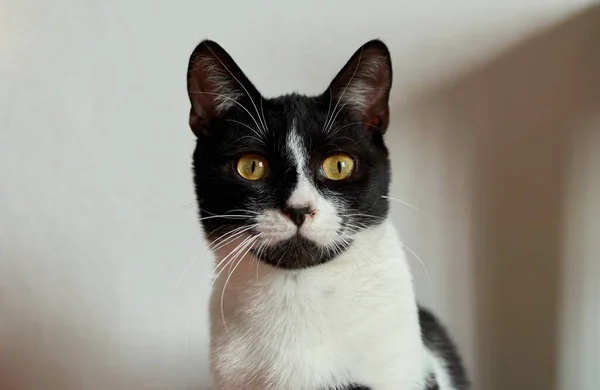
[186,40,393,269]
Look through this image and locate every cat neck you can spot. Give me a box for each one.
[210,220,415,301]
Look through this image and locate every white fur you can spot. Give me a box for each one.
[338,56,387,111]
[210,222,430,390]
[430,353,455,390]
[207,122,445,389]
[198,56,244,114]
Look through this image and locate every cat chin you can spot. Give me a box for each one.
[251,235,351,270]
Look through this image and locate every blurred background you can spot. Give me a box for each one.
[0,0,598,389]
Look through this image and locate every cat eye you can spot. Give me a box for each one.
[236,154,269,181]
[321,153,355,181]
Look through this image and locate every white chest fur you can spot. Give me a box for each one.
[209,223,431,390]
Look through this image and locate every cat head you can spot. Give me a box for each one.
[186,39,393,269]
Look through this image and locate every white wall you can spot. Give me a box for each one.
[1,0,598,389]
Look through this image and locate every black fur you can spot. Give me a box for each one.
[419,307,470,389]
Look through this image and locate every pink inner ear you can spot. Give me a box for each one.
[369,115,382,128]
[329,46,391,133]
[187,40,268,137]
[187,46,250,132]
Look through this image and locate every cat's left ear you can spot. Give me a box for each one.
[326,40,393,133]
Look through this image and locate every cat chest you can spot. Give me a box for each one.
[212,305,383,389]
[210,281,419,389]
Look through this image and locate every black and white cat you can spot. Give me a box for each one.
[185,39,469,390]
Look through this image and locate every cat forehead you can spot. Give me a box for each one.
[221,94,330,139]
[213,92,368,157]
[268,94,328,127]
[266,94,351,138]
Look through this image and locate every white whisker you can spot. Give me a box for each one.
[189,90,265,136]
[176,250,202,287]
[226,119,265,142]
[325,121,376,140]
[402,245,433,293]
[320,87,334,135]
[207,225,250,248]
[180,201,197,212]
[198,214,254,222]
[220,234,261,332]
[203,45,268,135]
[260,96,269,134]
[382,195,429,217]
[211,225,257,252]
[253,238,270,280]
[324,49,364,134]
[211,235,255,290]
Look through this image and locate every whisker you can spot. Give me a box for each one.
[189,90,265,135]
[208,224,256,251]
[382,195,429,217]
[211,225,257,252]
[402,245,433,293]
[220,234,261,332]
[176,249,203,287]
[342,213,386,219]
[197,207,255,217]
[226,209,260,215]
[203,45,268,135]
[177,221,254,288]
[211,235,255,290]
[320,87,334,135]
[235,135,267,146]
[254,238,271,280]
[226,119,265,142]
[198,214,254,222]
[207,224,249,244]
[260,96,269,134]
[324,49,364,134]
[180,201,197,212]
[325,121,372,140]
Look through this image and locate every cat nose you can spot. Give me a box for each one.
[281,206,314,227]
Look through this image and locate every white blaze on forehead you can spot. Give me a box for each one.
[255,119,343,246]
[286,122,317,208]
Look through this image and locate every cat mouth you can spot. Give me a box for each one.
[251,235,351,270]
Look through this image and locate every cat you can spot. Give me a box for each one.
[185,38,469,390]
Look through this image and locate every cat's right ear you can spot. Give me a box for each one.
[326,40,393,134]
[186,40,259,136]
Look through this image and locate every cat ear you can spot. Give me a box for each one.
[326,40,393,133]
[186,40,260,136]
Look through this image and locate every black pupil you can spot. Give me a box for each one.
[251,161,256,173]
[337,160,342,173]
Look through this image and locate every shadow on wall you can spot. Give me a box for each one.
[409,5,600,390]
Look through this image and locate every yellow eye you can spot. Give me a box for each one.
[236,154,269,181]
[321,153,355,181]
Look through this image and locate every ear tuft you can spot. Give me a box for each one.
[186,40,258,136]
[327,40,393,133]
